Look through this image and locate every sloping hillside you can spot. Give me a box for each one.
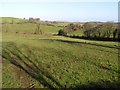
[1,17,25,23]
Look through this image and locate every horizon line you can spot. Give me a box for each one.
[1,16,118,23]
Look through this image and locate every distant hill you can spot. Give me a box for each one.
[1,17,25,23]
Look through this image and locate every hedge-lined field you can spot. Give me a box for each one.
[2,17,119,88]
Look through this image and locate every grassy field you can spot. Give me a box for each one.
[1,17,25,23]
[2,17,119,88]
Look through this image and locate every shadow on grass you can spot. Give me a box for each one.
[70,81,120,89]
[2,42,120,89]
[65,35,119,42]
[2,42,63,89]
[55,39,119,49]
[39,39,119,55]
[53,39,119,73]
[32,39,119,73]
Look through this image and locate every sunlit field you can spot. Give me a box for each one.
[2,17,119,88]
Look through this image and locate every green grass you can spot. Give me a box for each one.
[69,29,84,36]
[2,17,119,88]
[2,34,119,88]
[1,17,24,23]
[52,22,69,27]
[2,23,62,34]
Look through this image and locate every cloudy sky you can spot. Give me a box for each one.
[0,0,119,22]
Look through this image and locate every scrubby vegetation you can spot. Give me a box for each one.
[58,29,67,36]
[60,22,119,41]
[83,22,119,40]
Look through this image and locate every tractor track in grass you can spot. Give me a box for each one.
[11,63,36,88]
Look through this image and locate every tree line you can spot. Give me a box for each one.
[83,22,119,39]
[58,22,119,41]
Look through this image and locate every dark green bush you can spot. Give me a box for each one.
[58,29,67,36]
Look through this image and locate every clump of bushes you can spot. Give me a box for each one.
[64,23,81,33]
[58,29,67,36]
[58,23,81,36]
[83,22,117,39]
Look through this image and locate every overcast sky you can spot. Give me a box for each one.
[0,0,119,22]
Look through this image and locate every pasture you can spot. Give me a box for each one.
[2,17,119,88]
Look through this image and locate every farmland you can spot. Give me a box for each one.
[1,17,119,88]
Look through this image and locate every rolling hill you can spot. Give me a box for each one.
[2,17,119,89]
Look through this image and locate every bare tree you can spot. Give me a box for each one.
[83,22,97,37]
